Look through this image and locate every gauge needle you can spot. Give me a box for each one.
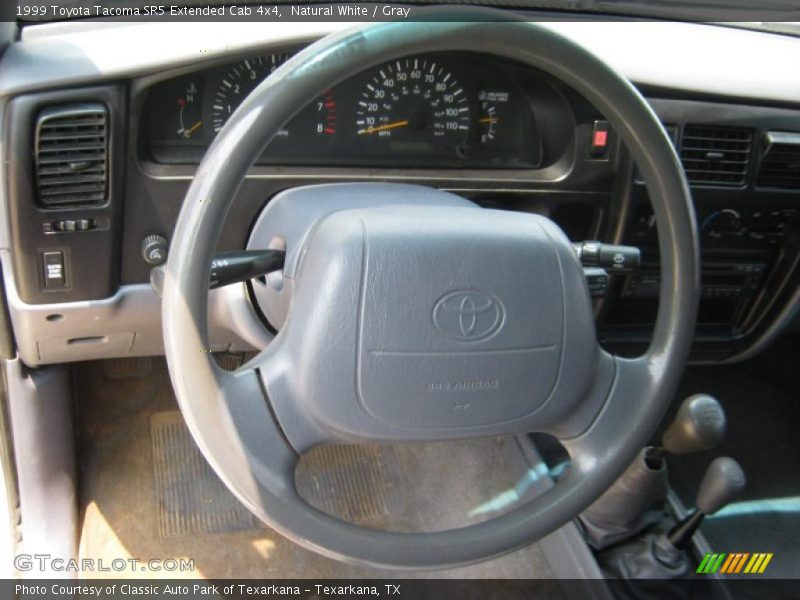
[357,119,409,135]
[479,117,499,124]
[182,120,203,138]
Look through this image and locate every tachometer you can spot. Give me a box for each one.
[211,53,336,153]
[212,54,287,132]
[355,57,471,156]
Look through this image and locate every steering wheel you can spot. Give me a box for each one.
[163,12,698,569]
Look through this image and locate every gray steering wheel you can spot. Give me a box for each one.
[163,13,698,569]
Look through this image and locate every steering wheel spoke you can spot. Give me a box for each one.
[561,355,656,475]
[543,346,618,442]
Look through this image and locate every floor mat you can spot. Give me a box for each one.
[663,359,800,580]
[150,411,258,538]
[77,358,557,581]
[103,356,152,379]
[295,444,404,527]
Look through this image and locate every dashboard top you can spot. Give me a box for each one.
[2,19,800,106]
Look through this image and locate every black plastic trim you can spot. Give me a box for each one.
[4,85,126,303]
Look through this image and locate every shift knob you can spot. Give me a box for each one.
[662,394,726,455]
[667,457,745,550]
[696,457,746,515]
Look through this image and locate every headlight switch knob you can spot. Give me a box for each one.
[141,234,168,266]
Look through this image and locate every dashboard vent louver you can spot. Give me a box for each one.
[680,125,752,187]
[35,103,108,207]
[756,131,800,190]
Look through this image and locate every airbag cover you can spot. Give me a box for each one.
[263,198,597,445]
[355,207,563,428]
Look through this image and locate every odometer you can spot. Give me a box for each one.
[355,57,471,156]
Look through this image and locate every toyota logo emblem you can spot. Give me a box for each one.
[432,290,505,341]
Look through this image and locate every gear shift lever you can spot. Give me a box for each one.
[667,456,746,550]
[580,394,726,549]
[648,394,726,464]
[599,457,746,584]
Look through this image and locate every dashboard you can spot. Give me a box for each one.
[2,18,800,369]
[140,51,550,168]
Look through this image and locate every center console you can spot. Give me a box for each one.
[597,98,800,362]
[606,200,796,332]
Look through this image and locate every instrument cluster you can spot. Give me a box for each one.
[140,50,557,168]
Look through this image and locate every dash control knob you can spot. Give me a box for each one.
[141,234,168,266]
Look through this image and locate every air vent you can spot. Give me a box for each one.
[35,103,108,207]
[756,131,800,190]
[680,125,752,187]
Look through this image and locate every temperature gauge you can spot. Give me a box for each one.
[176,78,204,140]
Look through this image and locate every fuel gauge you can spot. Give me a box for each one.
[479,104,499,143]
[176,78,203,140]
[477,90,509,145]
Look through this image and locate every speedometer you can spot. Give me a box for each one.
[211,53,336,154]
[355,57,471,156]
